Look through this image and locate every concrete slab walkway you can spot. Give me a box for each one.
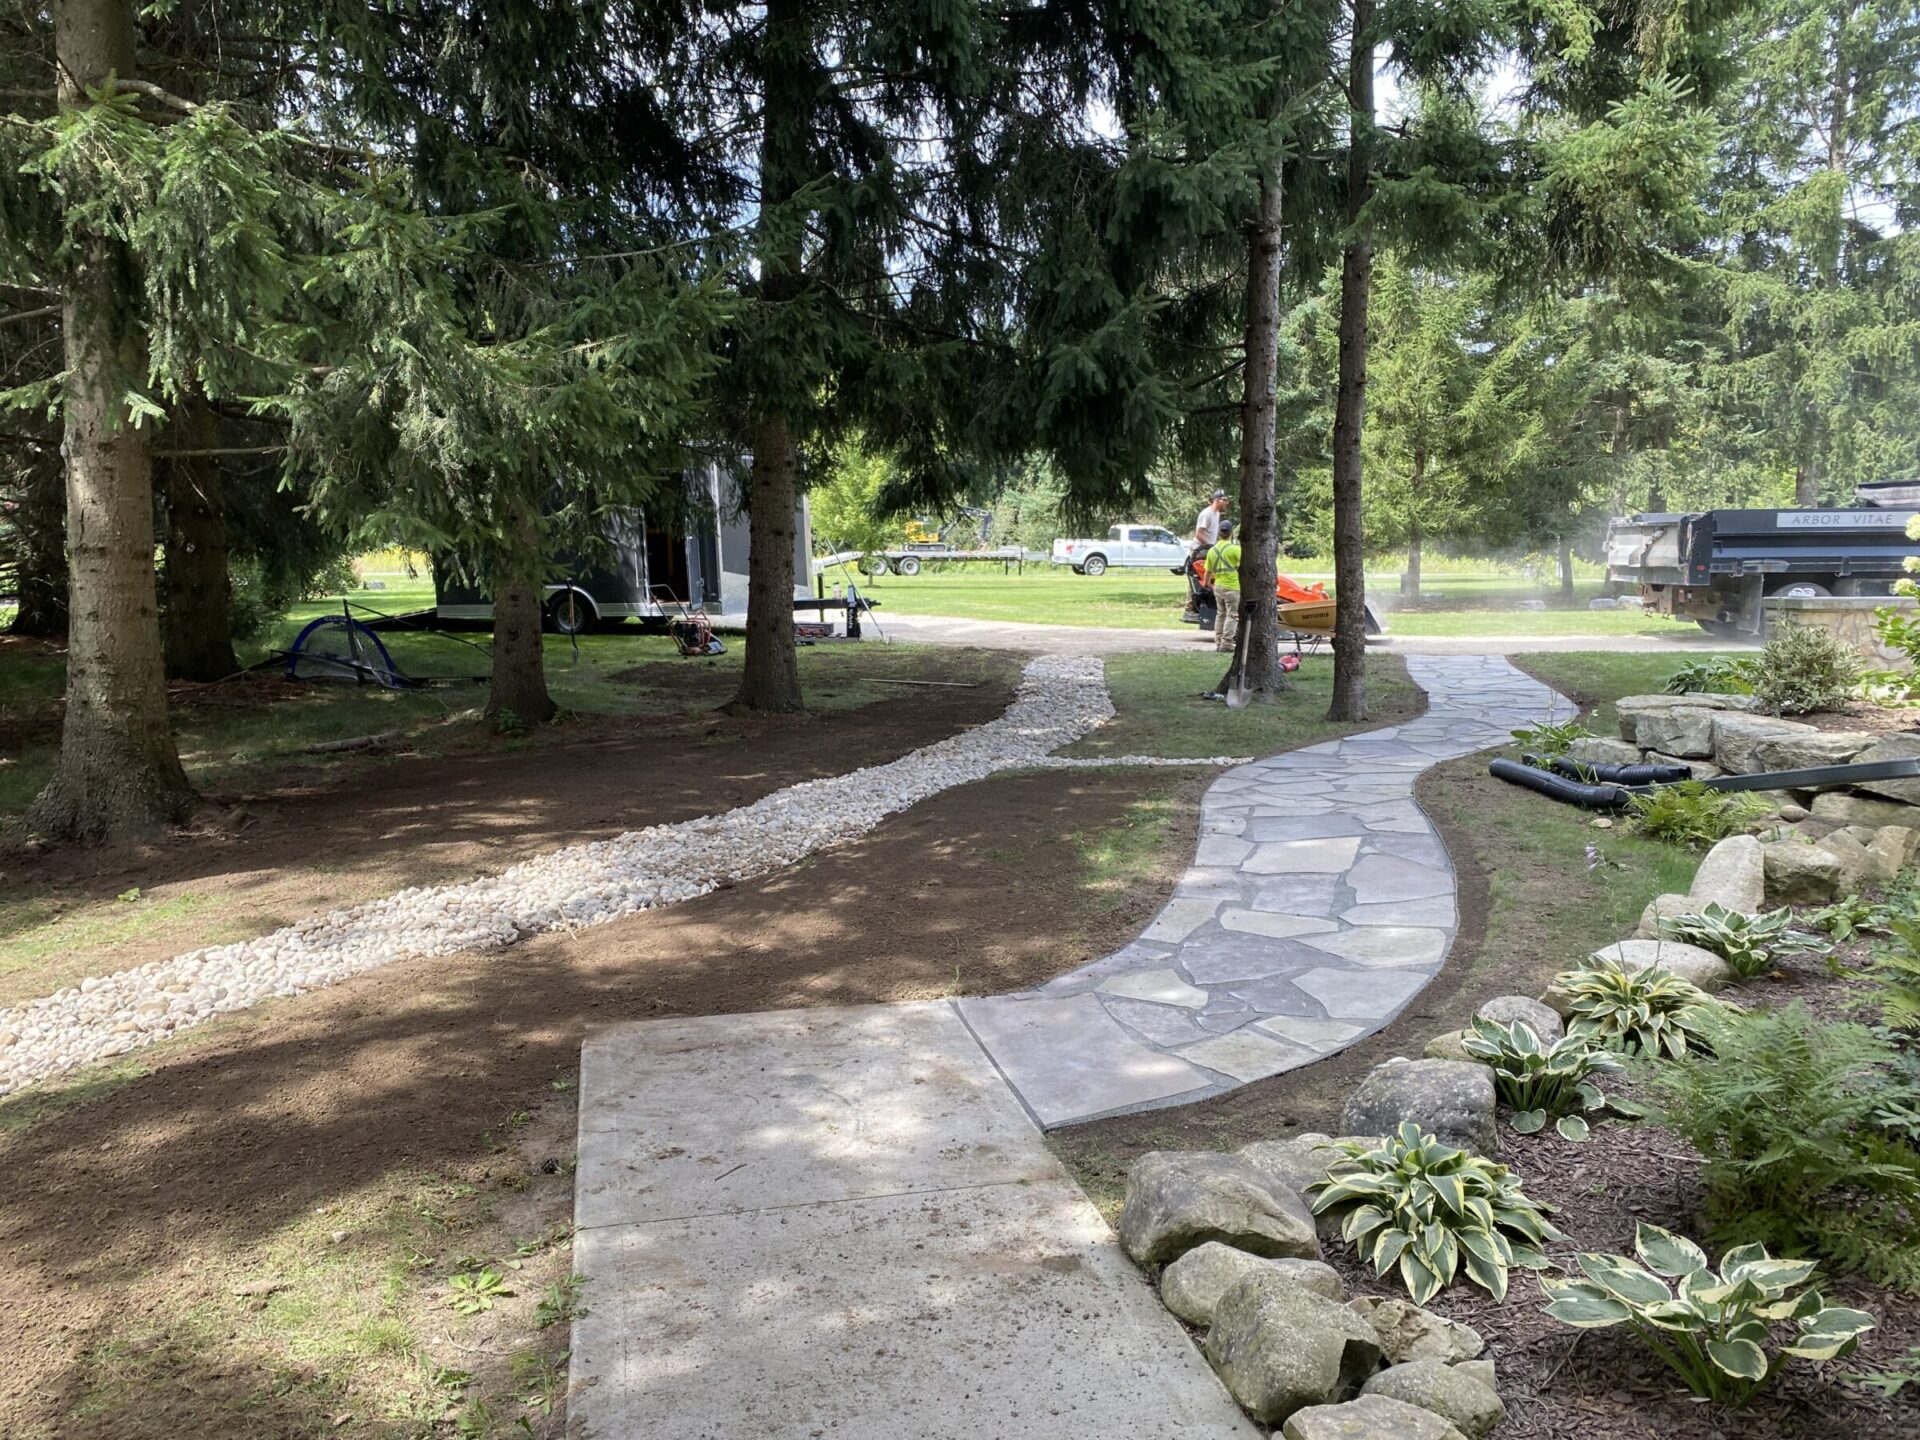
[569,1004,1260,1439]
[958,654,1572,1127]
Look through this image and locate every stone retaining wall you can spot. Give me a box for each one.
[1764,594,1917,668]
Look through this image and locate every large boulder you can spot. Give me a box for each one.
[1340,1060,1496,1156]
[1760,839,1845,905]
[1474,994,1565,1042]
[1616,693,1755,745]
[1589,938,1733,994]
[1855,735,1920,806]
[1635,892,1696,939]
[1752,729,1878,772]
[1632,706,1717,758]
[1816,829,1879,890]
[1810,791,1919,829]
[1119,1151,1319,1267]
[1566,736,1644,768]
[1422,1030,1476,1063]
[1160,1242,1343,1327]
[1874,825,1920,874]
[1204,1271,1384,1424]
[1237,1134,1381,1225]
[1685,834,1766,914]
[1646,752,1722,780]
[1362,1361,1506,1440]
[1282,1397,1468,1440]
[1711,712,1820,773]
[1347,1296,1486,1365]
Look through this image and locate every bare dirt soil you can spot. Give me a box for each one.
[0,649,1020,1002]
[0,761,1206,1438]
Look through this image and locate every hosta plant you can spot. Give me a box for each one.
[1542,1223,1875,1406]
[1510,717,1589,759]
[1459,1017,1623,1140]
[1306,1122,1560,1304]
[1557,959,1724,1058]
[1808,894,1893,945]
[1656,903,1817,979]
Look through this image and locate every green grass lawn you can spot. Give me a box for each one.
[843,564,1698,637]
[1512,650,1745,738]
[1063,650,1422,759]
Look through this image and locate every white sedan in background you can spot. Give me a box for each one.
[1050,525,1188,576]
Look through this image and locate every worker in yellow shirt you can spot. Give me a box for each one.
[1206,521,1241,653]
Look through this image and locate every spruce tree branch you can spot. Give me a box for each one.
[0,305,59,327]
[151,445,287,458]
[116,78,198,114]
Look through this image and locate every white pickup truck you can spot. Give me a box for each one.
[1050,524,1188,576]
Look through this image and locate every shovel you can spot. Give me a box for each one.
[1218,598,1255,709]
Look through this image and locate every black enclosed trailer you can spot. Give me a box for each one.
[1605,485,1920,636]
[432,460,812,633]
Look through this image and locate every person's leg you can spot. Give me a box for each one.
[1215,587,1240,652]
[1182,547,1206,615]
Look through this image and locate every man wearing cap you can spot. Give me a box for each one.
[1184,490,1230,618]
[1206,519,1242,652]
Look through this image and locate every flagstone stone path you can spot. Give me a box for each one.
[957,653,1572,1128]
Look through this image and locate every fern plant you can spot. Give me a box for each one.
[1870,919,1920,1032]
[1644,1004,1920,1290]
[1557,960,1723,1058]
[1305,1123,1559,1304]
[1628,782,1771,850]
[1656,903,1816,978]
[1542,1223,1874,1406]
[1459,1017,1623,1139]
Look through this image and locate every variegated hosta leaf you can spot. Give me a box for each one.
[1634,1222,1708,1278]
[1511,1109,1546,1134]
[1707,1337,1768,1381]
[1555,1114,1591,1142]
[1541,1278,1631,1327]
[1577,1253,1673,1307]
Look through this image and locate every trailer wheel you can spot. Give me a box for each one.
[1081,553,1108,577]
[547,590,597,636]
[897,555,922,576]
[861,554,889,577]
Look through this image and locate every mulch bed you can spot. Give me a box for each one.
[1319,944,1920,1440]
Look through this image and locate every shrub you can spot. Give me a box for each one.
[1752,624,1865,715]
[1305,1123,1559,1304]
[1542,1222,1874,1406]
[1627,781,1772,850]
[1459,1018,1623,1139]
[1558,959,1723,1058]
[1656,903,1816,979]
[1664,656,1759,696]
[1644,1004,1920,1289]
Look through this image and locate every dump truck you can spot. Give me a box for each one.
[1605,482,1920,636]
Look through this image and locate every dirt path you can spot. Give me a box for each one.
[0,763,1206,1437]
[0,650,1020,1003]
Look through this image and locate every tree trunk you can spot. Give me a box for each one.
[1401,528,1421,599]
[7,448,68,637]
[1327,0,1373,724]
[29,0,196,841]
[1234,163,1288,700]
[1558,535,1574,600]
[731,0,807,714]
[486,487,557,728]
[160,392,238,681]
[732,415,804,712]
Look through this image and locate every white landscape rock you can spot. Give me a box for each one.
[0,655,1117,1098]
[1686,834,1766,914]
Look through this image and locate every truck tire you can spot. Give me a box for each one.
[1767,579,1831,599]
[1696,619,1743,638]
[1081,553,1108,577]
[897,555,922,576]
[861,554,889,576]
